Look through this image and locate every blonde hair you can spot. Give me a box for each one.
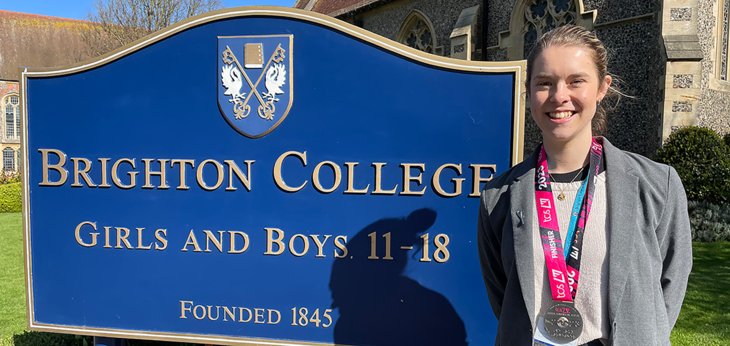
[526,25,621,135]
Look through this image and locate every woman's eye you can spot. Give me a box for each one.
[571,79,586,85]
[536,81,551,87]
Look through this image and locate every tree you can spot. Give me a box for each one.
[83,0,221,56]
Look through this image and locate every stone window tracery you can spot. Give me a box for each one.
[3,148,15,173]
[523,0,577,57]
[720,0,730,80]
[3,94,19,140]
[398,11,436,54]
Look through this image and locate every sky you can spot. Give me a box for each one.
[0,0,296,20]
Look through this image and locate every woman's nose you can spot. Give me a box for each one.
[551,83,569,103]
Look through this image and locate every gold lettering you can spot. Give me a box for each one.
[196,159,224,191]
[182,230,203,252]
[289,234,310,257]
[224,160,254,191]
[39,148,68,186]
[254,308,265,324]
[310,234,332,258]
[111,158,137,189]
[179,300,193,319]
[207,305,220,321]
[154,229,168,250]
[98,158,111,188]
[469,164,497,197]
[135,227,153,250]
[238,307,253,322]
[312,161,341,193]
[223,306,236,321]
[142,159,170,189]
[432,163,464,197]
[334,235,348,258]
[192,305,206,320]
[372,162,397,195]
[273,151,307,192]
[344,162,370,194]
[268,309,281,324]
[103,226,112,248]
[71,157,96,187]
[170,159,195,190]
[400,163,426,195]
[74,221,98,247]
[228,231,250,254]
[264,227,285,255]
[115,227,133,249]
[204,230,225,252]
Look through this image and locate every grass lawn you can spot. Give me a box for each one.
[0,212,728,345]
[0,213,26,346]
[670,241,730,345]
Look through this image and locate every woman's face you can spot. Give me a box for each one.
[529,45,611,146]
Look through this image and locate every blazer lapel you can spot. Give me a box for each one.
[511,153,537,324]
[604,140,638,322]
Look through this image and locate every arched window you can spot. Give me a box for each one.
[4,94,19,140]
[397,10,437,54]
[498,0,595,59]
[3,148,15,172]
[523,0,577,57]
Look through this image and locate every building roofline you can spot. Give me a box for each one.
[329,0,386,17]
[294,0,391,17]
[0,9,93,24]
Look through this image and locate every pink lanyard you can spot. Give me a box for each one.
[534,138,603,302]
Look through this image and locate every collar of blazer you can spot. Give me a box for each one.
[508,137,639,326]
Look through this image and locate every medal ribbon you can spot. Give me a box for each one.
[534,138,603,302]
[564,178,587,259]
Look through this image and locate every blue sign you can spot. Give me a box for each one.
[22,7,524,346]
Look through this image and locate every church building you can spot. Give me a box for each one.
[295,0,729,157]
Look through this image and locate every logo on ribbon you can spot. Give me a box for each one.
[218,35,293,138]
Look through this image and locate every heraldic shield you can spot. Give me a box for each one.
[217,35,293,138]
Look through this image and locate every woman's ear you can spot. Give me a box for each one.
[598,75,613,100]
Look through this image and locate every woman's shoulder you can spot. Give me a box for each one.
[603,139,674,178]
[480,152,535,207]
[603,138,683,197]
[485,157,533,189]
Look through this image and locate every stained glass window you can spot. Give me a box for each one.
[523,0,577,58]
[399,13,435,53]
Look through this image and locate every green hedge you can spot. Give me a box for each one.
[688,200,730,242]
[0,182,21,213]
[655,126,730,203]
[11,332,91,346]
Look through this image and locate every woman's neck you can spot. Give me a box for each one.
[543,136,593,173]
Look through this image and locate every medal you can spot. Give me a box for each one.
[533,138,604,345]
[543,302,583,343]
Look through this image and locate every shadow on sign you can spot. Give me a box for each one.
[329,208,467,345]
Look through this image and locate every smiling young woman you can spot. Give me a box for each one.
[478,25,692,346]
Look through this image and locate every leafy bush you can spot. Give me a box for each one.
[655,126,730,203]
[688,200,730,242]
[0,182,21,212]
[12,332,91,346]
[725,132,730,148]
[0,173,20,185]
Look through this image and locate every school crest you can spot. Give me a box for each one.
[218,35,293,138]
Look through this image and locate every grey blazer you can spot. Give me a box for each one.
[477,138,692,345]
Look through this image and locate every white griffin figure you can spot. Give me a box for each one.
[264,63,286,102]
[221,64,245,102]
